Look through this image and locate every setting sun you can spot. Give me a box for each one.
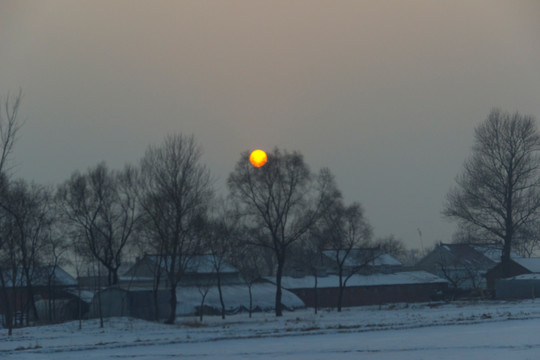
[249,149,267,167]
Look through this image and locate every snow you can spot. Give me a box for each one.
[271,271,447,289]
[2,300,540,359]
[512,273,540,280]
[175,282,305,315]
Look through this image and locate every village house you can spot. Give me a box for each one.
[278,248,447,308]
[121,254,242,288]
[89,254,304,319]
[321,248,403,275]
[0,266,85,324]
[269,271,447,308]
[415,243,519,292]
[485,257,540,293]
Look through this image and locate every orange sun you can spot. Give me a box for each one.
[249,149,267,167]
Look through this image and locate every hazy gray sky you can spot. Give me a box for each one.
[1,0,540,250]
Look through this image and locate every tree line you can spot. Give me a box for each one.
[0,92,407,331]
[2,91,540,331]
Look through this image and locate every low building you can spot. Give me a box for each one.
[415,243,518,291]
[495,274,540,300]
[0,266,82,323]
[122,254,242,288]
[486,257,540,291]
[267,271,447,308]
[321,248,403,275]
[89,282,304,320]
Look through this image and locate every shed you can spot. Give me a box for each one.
[495,274,540,299]
[122,254,242,288]
[416,243,500,290]
[486,257,540,291]
[90,282,304,320]
[89,287,171,320]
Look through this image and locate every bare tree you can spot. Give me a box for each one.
[228,148,338,316]
[0,90,22,335]
[0,90,22,175]
[376,235,407,263]
[512,220,540,258]
[201,204,237,320]
[314,201,373,311]
[291,236,327,314]
[138,134,213,324]
[228,242,264,318]
[444,109,540,276]
[0,180,55,324]
[57,163,139,285]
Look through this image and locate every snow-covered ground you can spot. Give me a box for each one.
[2,300,540,359]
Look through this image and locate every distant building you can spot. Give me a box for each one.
[321,248,403,275]
[121,254,242,288]
[485,257,540,291]
[415,243,519,291]
[266,271,447,308]
[0,266,85,323]
[495,273,540,300]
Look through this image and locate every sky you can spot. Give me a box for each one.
[1,0,540,250]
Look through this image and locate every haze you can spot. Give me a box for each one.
[1,0,539,249]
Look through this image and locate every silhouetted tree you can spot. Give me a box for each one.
[314,201,372,311]
[444,109,540,276]
[0,90,23,335]
[228,148,338,316]
[57,163,140,285]
[138,134,213,324]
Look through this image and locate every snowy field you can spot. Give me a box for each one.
[2,300,540,359]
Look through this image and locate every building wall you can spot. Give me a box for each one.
[495,278,540,299]
[289,282,447,308]
[485,261,530,290]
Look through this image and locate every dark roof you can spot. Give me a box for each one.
[322,248,402,268]
[135,254,238,274]
[1,266,77,288]
[439,243,496,268]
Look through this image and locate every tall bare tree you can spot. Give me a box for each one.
[0,180,55,324]
[0,90,22,175]
[138,134,213,324]
[444,109,540,276]
[57,163,140,285]
[228,148,338,316]
[201,201,239,320]
[0,90,23,335]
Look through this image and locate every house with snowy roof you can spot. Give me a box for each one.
[321,248,403,275]
[92,254,304,319]
[0,266,84,323]
[415,243,519,291]
[276,248,445,308]
[485,257,540,292]
[121,254,242,289]
[265,271,447,308]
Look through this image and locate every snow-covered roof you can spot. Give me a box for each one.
[513,258,540,273]
[471,244,521,263]
[175,283,304,315]
[267,271,447,289]
[322,249,402,268]
[145,254,238,274]
[1,266,77,287]
[508,273,540,281]
[65,288,95,303]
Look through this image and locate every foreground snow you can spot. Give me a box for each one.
[2,300,540,359]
